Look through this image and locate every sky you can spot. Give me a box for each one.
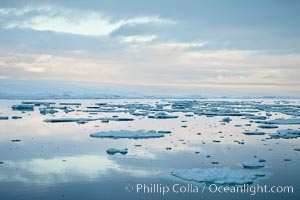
[0,0,299,96]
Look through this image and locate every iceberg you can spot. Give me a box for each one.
[269,129,300,139]
[90,130,167,139]
[106,148,128,155]
[171,167,268,185]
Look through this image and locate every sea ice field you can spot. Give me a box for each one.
[0,98,299,200]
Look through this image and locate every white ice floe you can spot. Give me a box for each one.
[265,118,300,125]
[90,130,169,139]
[171,167,268,185]
[106,148,128,155]
[258,124,278,129]
[243,131,265,135]
[148,112,178,119]
[269,129,300,139]
[242,161,265,169]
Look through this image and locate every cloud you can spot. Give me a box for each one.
[0,0,299,95]
[0,5,176,36]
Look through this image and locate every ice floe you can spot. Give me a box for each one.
[269,129,300,139]
[242,161,265,169]
[90,130,169,139]
[258,124,279,129]
[243,131,265,135]
[264,118,300,125]
[148,112,178,119]
[106,148,128,155]
[12,104,34,111]
[171,167,268,185]
[0,116,9,120]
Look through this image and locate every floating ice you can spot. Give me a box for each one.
[0,116,9,120]
[59,103,81,106]
[221,117,232,123]
[258,124,278,129]
[264,118,300,125]
[12,104,34,111]
[243,131,265,135]
[171,167,268,185]
[242,161,265,169]
[148,112,178,119]
[90,130,168,139]
[22,101,54,106]
[39,108,58,115]
[247,116,267,120]
[44,118,97,123]
[12,116,22,119]
[106,148,128,155]
[269,129,300,139]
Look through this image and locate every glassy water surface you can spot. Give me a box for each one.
[0,99,299,200]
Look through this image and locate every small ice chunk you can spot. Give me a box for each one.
[221,117,232,123]
[171,167,269,185]
[243,131,265,135]
[158,130,172,134]
[242,161,265,169]
[269,129,300,139]
[106,148,128,155]
[12,116,22,119]
[11,139,21,142]
[294,148,300,151]
[90,130,166,139]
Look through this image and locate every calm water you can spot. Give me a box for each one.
[0,99,299,200]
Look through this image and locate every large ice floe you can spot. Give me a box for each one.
[269,129,300,139]
[90,130,170,139]
[171,167,268,185]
